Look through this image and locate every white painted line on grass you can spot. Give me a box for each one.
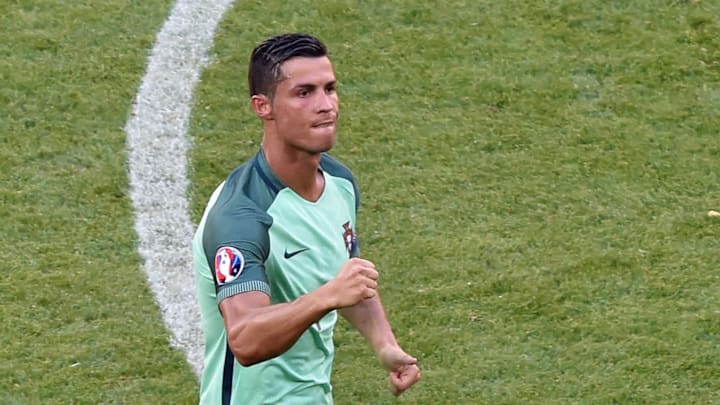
[125,0,235,379]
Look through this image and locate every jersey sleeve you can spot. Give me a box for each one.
[202,200,273,303]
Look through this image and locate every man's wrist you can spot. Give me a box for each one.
[306,283,338,313]
[375,340,401,359]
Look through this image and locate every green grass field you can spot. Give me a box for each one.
[3,0,720,403]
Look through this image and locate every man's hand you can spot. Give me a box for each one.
[321,258,378,308]
[378,346,421,396]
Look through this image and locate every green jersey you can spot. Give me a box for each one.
[193,149,359,405]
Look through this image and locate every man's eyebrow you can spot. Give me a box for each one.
[292,83,317,90]
[291,80,337,90]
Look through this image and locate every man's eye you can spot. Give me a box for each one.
[298,90,309,97]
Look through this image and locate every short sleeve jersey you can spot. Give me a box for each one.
[192,149,359,405]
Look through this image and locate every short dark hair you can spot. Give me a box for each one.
[248,33,328,98]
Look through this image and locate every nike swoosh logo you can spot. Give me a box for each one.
[284,247,309,259]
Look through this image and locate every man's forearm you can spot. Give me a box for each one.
[339,294,399,354]
[222,258,379,366]
[222,290,333,366]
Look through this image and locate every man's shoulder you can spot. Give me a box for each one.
[198,155,274,268]
[224,156,256,190]
[218,153,279,212]
[202,154,276,234]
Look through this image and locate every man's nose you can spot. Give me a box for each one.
[316,92,335,112]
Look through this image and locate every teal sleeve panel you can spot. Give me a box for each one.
[203,204,272,300]
[201,159,278,302]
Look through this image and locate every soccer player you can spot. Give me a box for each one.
[192,33,421,404]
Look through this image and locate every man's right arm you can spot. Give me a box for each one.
[220,258,378,366]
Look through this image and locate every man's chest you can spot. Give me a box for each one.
[264,193,357,301]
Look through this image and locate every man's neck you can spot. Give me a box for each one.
[261,142,325,202]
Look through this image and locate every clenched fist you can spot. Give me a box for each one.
[321,258,379,308]
[379,346,421,396]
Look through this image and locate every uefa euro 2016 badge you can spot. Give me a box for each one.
[214,246,244,285]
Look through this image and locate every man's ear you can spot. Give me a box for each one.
[251,94,273,120]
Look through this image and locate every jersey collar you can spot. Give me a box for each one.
[253,148,287,194]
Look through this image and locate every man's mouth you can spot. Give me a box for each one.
[312,120,335,128]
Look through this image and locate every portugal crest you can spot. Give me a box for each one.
[342,221,357,256]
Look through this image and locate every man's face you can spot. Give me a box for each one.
[270,56,339,154]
